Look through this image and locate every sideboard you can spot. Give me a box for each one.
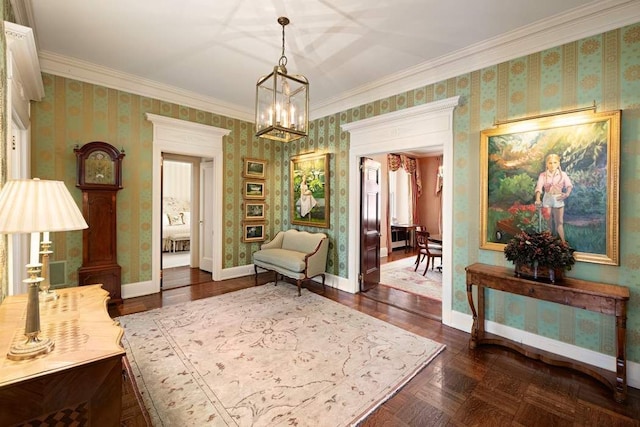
[465,263,629,403]
[0,285,125,425]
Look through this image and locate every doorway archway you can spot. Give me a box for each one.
[342,96,459,326]
[146,113,230,295]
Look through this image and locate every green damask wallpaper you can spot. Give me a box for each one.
[31,22,640,362]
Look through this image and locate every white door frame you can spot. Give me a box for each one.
[146,113,230,295]
[6,22,44,296]
[199,160,214,272]
[342,96,459,326]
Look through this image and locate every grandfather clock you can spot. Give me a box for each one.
[75,141,125,304]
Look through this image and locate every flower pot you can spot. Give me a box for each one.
[515,262,564,284]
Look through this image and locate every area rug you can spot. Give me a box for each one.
[119,284,445,426]
[380,257,442,300]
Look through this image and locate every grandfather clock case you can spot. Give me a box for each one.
[75,141,125,304]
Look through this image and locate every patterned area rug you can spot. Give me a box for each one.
[380,256,443,301]
[119,284,445,426]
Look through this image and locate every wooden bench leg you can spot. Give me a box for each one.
[254,264,259,286]
[321,274,326,292]
[296,279,302,296]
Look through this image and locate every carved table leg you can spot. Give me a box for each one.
[466,282,478,349]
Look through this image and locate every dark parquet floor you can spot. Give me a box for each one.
[112,253,640,426]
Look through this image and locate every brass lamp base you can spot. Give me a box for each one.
[6,266,55,361]
[7,334,55,361]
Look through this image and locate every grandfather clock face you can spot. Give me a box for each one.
[84,150,116,185]
[75,141,124,190]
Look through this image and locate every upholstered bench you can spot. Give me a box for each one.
[253,229,329,296]
[169,233,190,252]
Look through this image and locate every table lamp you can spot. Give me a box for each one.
[0,178,88,360]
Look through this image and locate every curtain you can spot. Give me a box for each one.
[387,153,422,226]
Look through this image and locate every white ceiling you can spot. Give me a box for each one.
[16,0,640,121]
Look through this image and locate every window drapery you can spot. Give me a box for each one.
[386,154,422,251]
[387,154,422,199]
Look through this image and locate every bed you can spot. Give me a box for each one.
[163,197,191,252]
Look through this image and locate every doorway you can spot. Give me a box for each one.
[143,113,230,298]
[161,156,194,272]
[376,153,443,319]
[342,96,459,327]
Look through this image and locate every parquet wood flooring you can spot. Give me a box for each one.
[112,265,640,426]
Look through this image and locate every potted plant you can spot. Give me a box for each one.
[503,230,576,283]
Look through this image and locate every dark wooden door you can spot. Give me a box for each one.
[360,158,381,292]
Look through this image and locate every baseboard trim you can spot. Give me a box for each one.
[121,280,155,300]
[449,310,639,389]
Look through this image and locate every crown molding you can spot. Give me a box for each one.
[39,51,255,122]
[311,0,640,120]
[34,0,640,123]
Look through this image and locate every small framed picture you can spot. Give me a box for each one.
[243,158,267,179]
[244,180,265,199]
[243,222,266,242]
[244,202,265,220]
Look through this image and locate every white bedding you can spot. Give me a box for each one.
[162,200,191,252]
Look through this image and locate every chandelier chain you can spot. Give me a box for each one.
[279,17,288,68]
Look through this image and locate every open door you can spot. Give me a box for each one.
[199,160,214,273]
[360,157,381,292]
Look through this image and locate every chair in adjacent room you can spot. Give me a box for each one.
[414,230,443,275]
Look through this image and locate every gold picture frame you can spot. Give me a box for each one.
[290,152,330,228]
[244,202,265,220]
[480,109,620,265]
[243,180,265,199]
[243,158,266,179]
[242,222,266,242]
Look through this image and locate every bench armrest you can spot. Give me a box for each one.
[304,237,329,278]
[260,231,285,250]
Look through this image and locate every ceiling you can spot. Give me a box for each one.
[16,0,640,121]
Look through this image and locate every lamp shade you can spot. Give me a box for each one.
[0,178,88,233]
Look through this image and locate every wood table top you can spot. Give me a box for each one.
[0,285,124,387]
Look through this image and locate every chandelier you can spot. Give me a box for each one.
[255,17,309,142]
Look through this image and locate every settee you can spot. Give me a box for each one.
[253,229,329,296]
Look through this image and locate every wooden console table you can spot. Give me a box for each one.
[0,285,125,425]
[465,263,629,403]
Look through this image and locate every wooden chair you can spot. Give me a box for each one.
[414,230,443,275]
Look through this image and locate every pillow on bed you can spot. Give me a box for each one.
[162,213,170,227]
[168,213,184,226]
[181,211,191,225]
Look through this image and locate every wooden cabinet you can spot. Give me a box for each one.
[75,142,125,304]
[0,285,125,426]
